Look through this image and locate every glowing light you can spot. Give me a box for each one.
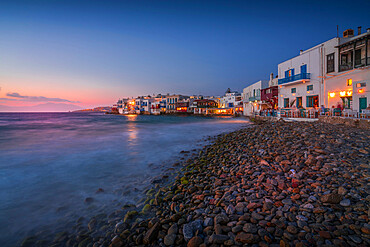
[254,103,257,106]
[347,91,352,96]
[329,92,336,98]
[307,91,310,94]
[280,95,283,97]
[292,93,296,96]
[358,89,364,93]
[339,91,346,97]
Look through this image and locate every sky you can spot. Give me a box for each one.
[0,0,369,111]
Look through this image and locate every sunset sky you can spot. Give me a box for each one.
[0,0,369,111]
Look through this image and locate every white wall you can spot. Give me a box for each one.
[242,80,268,116]
[278,38,339,108]
[325,67,370,111]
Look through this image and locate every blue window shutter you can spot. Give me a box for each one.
[285,71,288,78]
[291,69,295,76]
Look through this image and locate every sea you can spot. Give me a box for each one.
[0,112,249,246]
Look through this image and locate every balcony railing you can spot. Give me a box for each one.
[248,95,261,101]
[355,58,366,68]
[278,73,311,85]
[339,62,353,72]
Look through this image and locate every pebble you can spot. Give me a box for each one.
[36,121,370,247]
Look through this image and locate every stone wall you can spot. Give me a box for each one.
[318,116,370,129]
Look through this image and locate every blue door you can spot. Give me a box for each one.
[359,97,367,111]
[301,64,307,74]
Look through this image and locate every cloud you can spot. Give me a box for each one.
[5,92,80,103]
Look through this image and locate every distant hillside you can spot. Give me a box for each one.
[73,106,112,112]
[0,103,82,112]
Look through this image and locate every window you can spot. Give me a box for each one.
[357,82,366,88]
[291,88,296,93]
[307,85,313,91]
[347,79,352,86]
[284,98,289,108]
[327,53,334,73]
[306,95,319,108]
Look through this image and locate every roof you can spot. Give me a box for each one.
[337,32,370,47]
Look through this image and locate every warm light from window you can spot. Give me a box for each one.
[329,92,336,98]
[339,91,346,97]
[307,91,310,94]
[358,89,364,93]
[292,93,296,96]
[347,79,352,86]
[346,91,352,96]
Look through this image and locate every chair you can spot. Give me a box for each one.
[333,108,341,116]
[299,109,307,118]
[360,110,370,118]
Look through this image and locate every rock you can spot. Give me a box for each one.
[235,232,259,244]
[203,218,213,227]
[87,218,97,231]
[320,193,342,204]
[296,215,308,221]
[168,223,178,235]
[243,223,258,233]
[214,214,229,225]
[251,212,264,220]
[226,205,235,215]
[164,234,176,246]
[286,225,298,234]
[110,236,123,247]
[143,222,161,244]
[84,197,94,203]
[340,199,351,207]
[96,188,104,193]
[208,234,229,244]
[319,231,331,239]
[183,220,202,242]
[235,202,245,213]
[187,236,203,247]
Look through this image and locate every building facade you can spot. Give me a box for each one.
[242,80,269,116]
[166,95,189,113]
[278,37,340,109]
[325,29,370,112]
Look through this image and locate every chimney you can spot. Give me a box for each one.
[343,29,354,38]
[300,50,303,55]
[270,73,274,81]
[358,26,362,35]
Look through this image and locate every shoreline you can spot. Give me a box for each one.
[18,120,251,247]
[21,120,369,247]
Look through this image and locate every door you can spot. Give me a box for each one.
[359,97,367,111]
[354,49,362,66]
[301,64,307,74]
[296,97,302,108]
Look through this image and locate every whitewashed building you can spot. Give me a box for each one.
[278,37,340,109]
[325,28,370,112]
[242,80,268,116]
[220,89,242,108]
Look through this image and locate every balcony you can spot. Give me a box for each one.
[278,73,311,85]
[248,95,261,101]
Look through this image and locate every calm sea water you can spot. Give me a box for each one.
[0,112,249,246]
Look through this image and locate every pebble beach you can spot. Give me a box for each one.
[23,120,369,247]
